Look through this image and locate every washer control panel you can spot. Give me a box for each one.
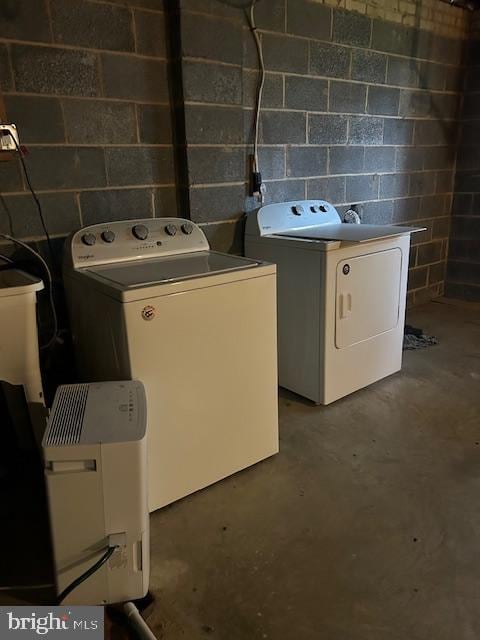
[70,218,209,268]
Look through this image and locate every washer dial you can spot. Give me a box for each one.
[132,224,149,240]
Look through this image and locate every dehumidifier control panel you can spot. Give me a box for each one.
[69,218,209,268]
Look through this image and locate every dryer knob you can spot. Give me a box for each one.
[101,230,115,243]
[165,224,177,236]
[292,205,304,215]
[132,224,149,240]
[81,233,96,246]
[181,223,194,235]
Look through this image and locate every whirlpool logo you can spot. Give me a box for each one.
[0,607,103,639]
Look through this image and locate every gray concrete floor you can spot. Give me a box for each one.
[145,300,480,640]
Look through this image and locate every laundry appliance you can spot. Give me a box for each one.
[43,380,148,605]
[245,200,423,405]
[64,218,278,511]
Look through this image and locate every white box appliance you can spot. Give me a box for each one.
[245,200,423,405]
[63,218,278,512]
[43,380,149,605]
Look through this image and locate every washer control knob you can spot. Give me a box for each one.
[292,205,304,216]
[101,230,115,243]
[181,222,194,235]
[165,224,177,236]
[82,233,96,246]
[132,224,149,240]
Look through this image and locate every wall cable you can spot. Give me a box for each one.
[247,0,265,178]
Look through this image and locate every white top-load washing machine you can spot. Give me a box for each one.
[64,218,278,511]
[245,200,423,405]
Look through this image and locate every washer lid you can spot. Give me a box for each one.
[85,251,260,288]
[0,269,44,297]
[274,223,424,243]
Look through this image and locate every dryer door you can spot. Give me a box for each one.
[335,248,402,349]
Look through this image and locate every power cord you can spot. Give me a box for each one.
[247,0,266,202]
[0,233,58,349]
[56,546,118,605]
[6,133,56,267]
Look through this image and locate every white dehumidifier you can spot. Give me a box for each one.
[42,380,149,605]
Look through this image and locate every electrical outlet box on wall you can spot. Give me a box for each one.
[0,124,19,152]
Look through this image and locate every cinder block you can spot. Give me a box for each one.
[451,193,472,216]
[12,45,99,96]
[387,56,420,87]
[285,76,328,112]
[307,176,346,203]
[421,194,446,217]
[0,160,23,193]
[367,86,400,116]
[2,192,80,239]
[253,0,285,32]
[409,171,436,196]
[106,147,175,186]
[346,174,380,201]
[0,0,50,42]
[263,179,306,204]
[429,259,447,284]
[63,100,137,144]
[423,146,454,170]
[154,186,178,218]
[190,183,246,223]
[50,0,134,51]
[361,200,394,224]
[287,0,332,40]
[408,266,428,289]
[80,188,153,225]
[258,147,285,180]
[371,20,417,56]
[137,104,172,144]
[134,9,167,58]
[417,240,442,265]
[184,60,242,105]
[399,90,432,117]
[102,54,168,101]
[333,9,371,47]
[351,50,387,83]
[5,95,65,143]
[262,34,309,74]
[200,220,244,255]
[188,147,245,185]
[395,147,424,171]
[383,118,414,145]
[181,12,242,64]
[380,173,409,198]
[185,105,244,144]
[329,146,364,174]
[309,114,347,144]
[261,111,306,144]
[414,119,456,146]
[0,44,12,92]
[393,196,421,222]
[310,42,350,79]
[418,61,447,91]
[26,147,106,189]
[243,71,284,109]
[349,116,383,145]
[329,81,366,114]
[286,146,327,178]
[364,146,395,172]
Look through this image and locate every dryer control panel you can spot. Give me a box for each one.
[68,218,209,269]
[245,200,342,237]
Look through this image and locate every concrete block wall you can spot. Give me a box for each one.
[180,0,468,305]
[0,0,175,257]
[446,21,480,302]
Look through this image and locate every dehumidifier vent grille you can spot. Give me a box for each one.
[45,384,90,446]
